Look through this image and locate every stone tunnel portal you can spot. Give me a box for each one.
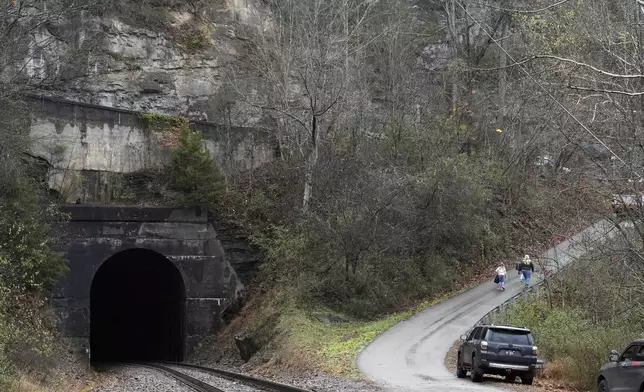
[90,248,186,363]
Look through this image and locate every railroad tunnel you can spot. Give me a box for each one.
[90,248,186,363]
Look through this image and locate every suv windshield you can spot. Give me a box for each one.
[487,329,532,345]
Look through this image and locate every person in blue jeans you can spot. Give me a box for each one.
[495,263,507,290]
[518,255,534,286]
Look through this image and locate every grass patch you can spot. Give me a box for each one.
[247,286,471,379]
[316,293,455,377]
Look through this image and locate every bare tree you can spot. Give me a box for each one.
[231,0,408,211]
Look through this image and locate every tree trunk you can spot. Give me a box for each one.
[345,255,350,281]
[636,0,644,120]
[448,0,459,114]
[303,165,314,212]
[498,16,510,142]
[302,116,319,212]
[344,0,349,86]
[498,19,508,121]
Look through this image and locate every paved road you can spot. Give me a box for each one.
[357,219,621,391]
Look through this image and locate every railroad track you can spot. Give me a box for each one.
[131,362,226,392]
[129,361,312,392]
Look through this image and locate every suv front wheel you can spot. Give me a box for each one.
[456,353,467,378]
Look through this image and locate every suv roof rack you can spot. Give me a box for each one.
[480,323,530,330]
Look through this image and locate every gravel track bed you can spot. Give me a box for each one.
[92,365,194,392]
[164,364,264,392]
[273,373,384,392]
[203,361,384,392]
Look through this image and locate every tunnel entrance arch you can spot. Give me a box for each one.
[90,248,186,363]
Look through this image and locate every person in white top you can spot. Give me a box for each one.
[495,263,507,290]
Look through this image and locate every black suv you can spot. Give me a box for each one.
[597,339,644,392]
[456,324,538,385]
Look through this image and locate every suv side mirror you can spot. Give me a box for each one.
[610,350,619,362]
[460,334,467,341]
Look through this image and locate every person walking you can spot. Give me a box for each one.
[495,263,507,290]
[518,255,534,287]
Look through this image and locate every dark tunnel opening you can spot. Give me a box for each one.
[90,248,186,363]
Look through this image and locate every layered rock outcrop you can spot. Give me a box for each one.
[25,0,268,122]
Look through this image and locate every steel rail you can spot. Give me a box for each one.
[153,361,313,392]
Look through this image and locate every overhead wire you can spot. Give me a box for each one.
[452,0,642,180]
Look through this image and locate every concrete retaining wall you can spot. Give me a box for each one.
[26,95,277,203]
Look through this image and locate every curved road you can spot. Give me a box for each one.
[357,219,620,391]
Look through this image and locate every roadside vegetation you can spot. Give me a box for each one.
[0,96,74,391]
[494,232,642,391]
[213,286,477,378]
[203,140,601,375]
[480,0,644,389]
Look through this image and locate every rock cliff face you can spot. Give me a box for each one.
[23,0,465,124]
[27,0,267,123]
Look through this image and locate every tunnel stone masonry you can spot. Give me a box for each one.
[53,204,242,362]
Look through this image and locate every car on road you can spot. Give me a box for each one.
[456,324,538,385]
[597,339,644,392]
